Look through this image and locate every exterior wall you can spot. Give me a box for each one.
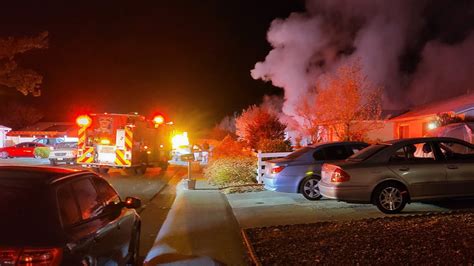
[366,121,395,142]
[393,116,437,139]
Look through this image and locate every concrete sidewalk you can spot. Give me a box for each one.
[144,178,247,265]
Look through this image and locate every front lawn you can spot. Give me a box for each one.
[246,212,474,265]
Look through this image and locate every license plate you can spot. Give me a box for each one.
[57,158,63,161]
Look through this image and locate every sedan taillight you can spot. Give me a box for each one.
[0,248,62,266]
[330,168,351,183]
[271,166,285,174]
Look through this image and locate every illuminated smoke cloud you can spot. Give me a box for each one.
[252,0,474,116]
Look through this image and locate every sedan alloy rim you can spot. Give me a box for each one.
[303,179,320,198]
[379,187,402,211]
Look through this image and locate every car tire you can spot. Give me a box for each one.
[300,176,322,201]
[49,159,57,166]
[127,223,141,266]
[0,151,9,159]
[373,182,408,214]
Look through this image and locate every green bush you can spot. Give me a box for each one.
[204,156,257,187]
[34,147,50,158]
[257,138,292,153]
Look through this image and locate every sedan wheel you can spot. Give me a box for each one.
[374,183,407,214]
[300,177,322,200]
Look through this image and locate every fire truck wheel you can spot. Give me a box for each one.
[125,167,137,176]
[136,165,147,175]
[98,168,109,174]
[160,161,169,171]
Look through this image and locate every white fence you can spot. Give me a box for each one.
[255,151,291,183]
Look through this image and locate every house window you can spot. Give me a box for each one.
[398,125,409,139]
[422,122,429,136]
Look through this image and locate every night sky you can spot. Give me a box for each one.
[0,0,304,129]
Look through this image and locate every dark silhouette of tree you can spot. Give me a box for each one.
[0,32,48,96]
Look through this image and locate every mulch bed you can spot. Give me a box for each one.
[246,212,474,265]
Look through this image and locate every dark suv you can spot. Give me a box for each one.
[0,166,141,265]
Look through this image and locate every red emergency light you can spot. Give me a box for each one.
[153,115,165,125]
[76,115,92,128]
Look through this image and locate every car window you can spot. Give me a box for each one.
[28,143,38,148]
[348,144,368,155]
[322,145,350,160]
[57,184,81,226]
[390,142,436,162]
[285,147,312,160]
[348,144,387,161]
[439,141,474,160]
[313,149,325,161]
[16,143,27,148]
[93,177,120,205]
[71,178,103,220]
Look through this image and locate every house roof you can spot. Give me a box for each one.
[390,93,474,121]
[7,122,77,137]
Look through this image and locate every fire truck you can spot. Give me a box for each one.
[76,113,172,174]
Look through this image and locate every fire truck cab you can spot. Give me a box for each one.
[76,113,171,174]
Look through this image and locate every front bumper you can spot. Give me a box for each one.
[319,181,371,203]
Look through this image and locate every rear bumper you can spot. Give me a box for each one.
[319,182,371,203]
[263,175,299,193]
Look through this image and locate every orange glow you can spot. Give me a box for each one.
[153,115,165,125]
[76,115,92,128]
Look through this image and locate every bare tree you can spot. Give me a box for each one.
[296,60,382,141]
[0,32,48,96]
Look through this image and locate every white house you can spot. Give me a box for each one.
[0,125,12,148]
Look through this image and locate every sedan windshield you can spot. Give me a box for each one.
[348,144,388,161]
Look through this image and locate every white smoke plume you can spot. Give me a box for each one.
[252,0,474,116]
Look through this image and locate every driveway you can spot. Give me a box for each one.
[226,190,474,228]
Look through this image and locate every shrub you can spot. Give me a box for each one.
[204,156,257,187]
[34,147,50,158]
[257,138,292,152]
[211,135,251,160]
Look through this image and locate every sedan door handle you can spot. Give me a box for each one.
[398,167,410,171]
[447,165,458,170]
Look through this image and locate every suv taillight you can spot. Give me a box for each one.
[271,166,285,174]
[0,248,62,266]
[330,168,351,183]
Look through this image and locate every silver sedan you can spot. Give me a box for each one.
[319,137,474,214]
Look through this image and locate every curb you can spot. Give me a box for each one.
[241,229,261,266]
[138,167,184,214]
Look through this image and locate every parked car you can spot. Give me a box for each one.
[0,166,142,265]
[263,141,369,200]
[0,142,47,159]
[320,137,474,214]
[49,142,78,165]
[33,137,65,146]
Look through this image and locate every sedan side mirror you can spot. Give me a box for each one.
[124,197,141,209]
